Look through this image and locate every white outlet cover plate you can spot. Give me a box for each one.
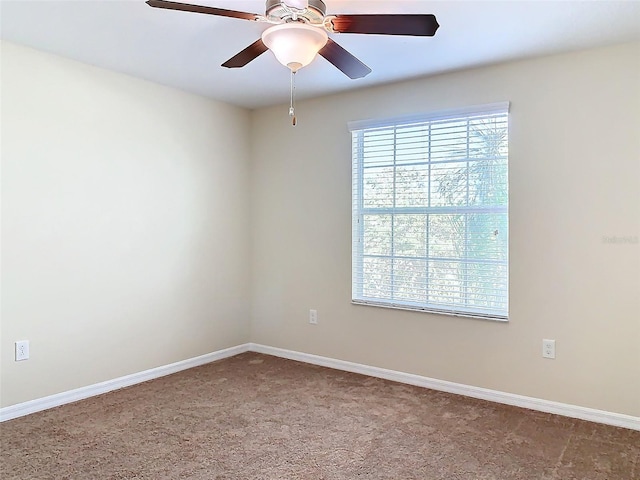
[15,340,30,361]
[542,339,556,359]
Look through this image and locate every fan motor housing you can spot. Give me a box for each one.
[265,0,327,24]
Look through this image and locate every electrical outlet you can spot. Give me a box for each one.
[542,339,556,359]
[309,309,318,325]
[15,340,30,361]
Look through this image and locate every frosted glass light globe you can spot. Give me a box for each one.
[262,23,328,72]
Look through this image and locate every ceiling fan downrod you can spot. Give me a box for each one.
[266,0,325,24]
[282,0,309,10]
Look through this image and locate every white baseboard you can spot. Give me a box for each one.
[0,343,251,422]
[3,342,638,431]
[249,343,640,432]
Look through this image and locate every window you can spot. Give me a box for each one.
[350,103,509,320]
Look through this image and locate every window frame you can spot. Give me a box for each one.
[349,102,510,321]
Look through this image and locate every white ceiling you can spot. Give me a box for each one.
[2,0,639,109]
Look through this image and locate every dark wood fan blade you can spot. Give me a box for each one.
[146,0,259,21]
[318,39,371,79]
[330,14,439,36]
[222,39,269,68]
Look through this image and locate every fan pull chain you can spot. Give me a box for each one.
[289,69,297,127]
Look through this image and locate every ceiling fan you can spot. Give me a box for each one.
[146,0,439,123]
[146,0,439,77]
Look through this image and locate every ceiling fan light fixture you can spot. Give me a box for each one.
[261,23,328,72]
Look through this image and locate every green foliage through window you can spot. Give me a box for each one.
[350,104,509,319]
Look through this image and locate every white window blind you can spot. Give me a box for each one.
[350,103,509,320]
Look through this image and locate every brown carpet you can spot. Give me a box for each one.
[1,352,638,479]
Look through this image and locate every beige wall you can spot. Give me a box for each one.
[249,42,640,416]
[1,42,251,407]
[2,40,638,418]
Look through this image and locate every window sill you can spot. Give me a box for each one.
[351,300,509,322]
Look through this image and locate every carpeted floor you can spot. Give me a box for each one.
[0,352,638,479]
